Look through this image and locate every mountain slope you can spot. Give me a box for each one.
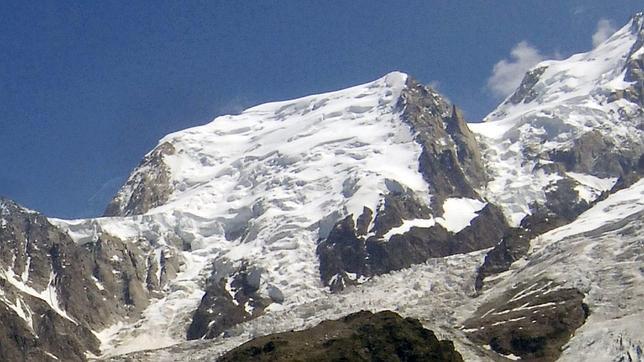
[51,70,505,354]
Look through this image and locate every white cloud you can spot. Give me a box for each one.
[428,80,441,89]
[592,19,616,48]
[486,41,545,98]
[216,96,249,116]
[428,80,451,104]
[486,20,618,99]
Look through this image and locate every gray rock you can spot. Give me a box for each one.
[267,285,284,304]
[549,130,641,178]
[104,141,176,217]
[317,189,509,291]
[464,279,588,361]
[397,77,483,212]
[610,14,644,106]
[186,261,271,340]
[0,198,165,360]
[509,66,548,105]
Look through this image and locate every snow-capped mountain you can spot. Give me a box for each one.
[472,13,643,226]
[0,12,642,362]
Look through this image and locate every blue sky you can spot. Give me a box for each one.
[1,1,641,218]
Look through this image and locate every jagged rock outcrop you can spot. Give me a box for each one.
[550,130,642,178]
[509,66,548,105]
[318,186,509,291]
[218,310,463,362]
[0,280,101,362]
[445,105,488,187]
[397,78,486,212]
[464,279,588,361]
[0,198,163,361]
[187,261,271,340]
[104,141,176,217]
[611,13,644,106]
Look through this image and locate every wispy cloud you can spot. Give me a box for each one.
[486,41,545,98]
[428,80,452,105]
[592,19,616,48]
[80,176,126,217]
[216,96,251,116]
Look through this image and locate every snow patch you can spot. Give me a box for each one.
[566,172,617,202]
[437,198,486,232]
[383,218,435,239]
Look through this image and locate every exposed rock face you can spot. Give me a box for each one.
[475,178,590,290]
[187,261,271,340]
[613,54,644,106]
[316,79,505,291]
[0,280,101,362]
[550,130,642,178]
[397,77,486,212]
[0,199,163,361]
[464,279,588,361]
[317,215,371,291]
[218,310,463,362]
[509,66,548,105]
[104,141,176,217]
[318,187,509,291]
[445,105,488,187]
[611,14,644,106]
[370,184,433,236]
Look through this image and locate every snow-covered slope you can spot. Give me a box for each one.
[470,13,644,226]
[48,67,502,357]
[51,71,449,355]
[105,178,644,362]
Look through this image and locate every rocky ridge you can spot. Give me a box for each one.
[0,199,171,361]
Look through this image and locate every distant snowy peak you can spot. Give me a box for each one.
[481,12,643,132]
[467,13,644,227]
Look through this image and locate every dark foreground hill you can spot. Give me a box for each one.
[218,310,463,362]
